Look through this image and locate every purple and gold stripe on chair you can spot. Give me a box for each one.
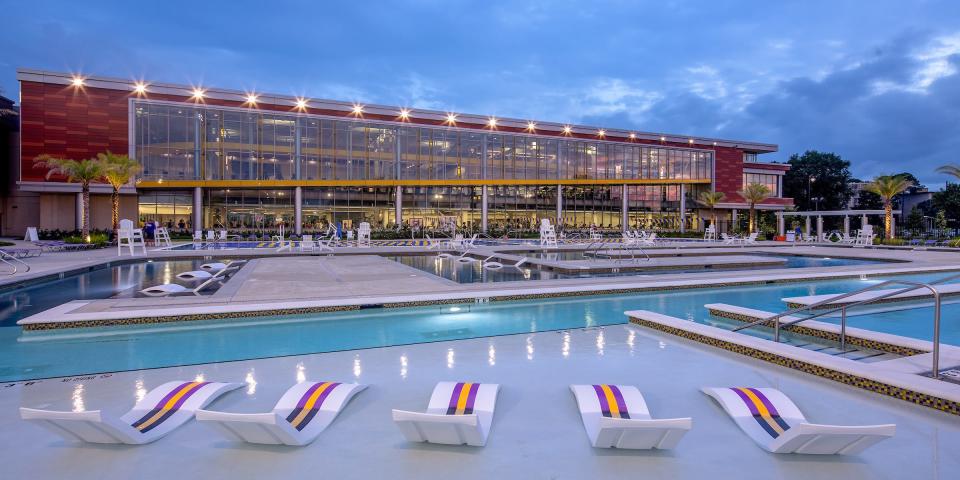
[593,384,631,419]
[730,387,791,438]
[131,382,210,433]
[285,382,341,431]
[445,382,480,415]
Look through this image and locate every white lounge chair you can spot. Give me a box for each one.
[570,384,691,449]
[206,230,216,243]
[299,234,316,252]
[193,230,203,245]
[392,381,500,447]
[701,387,895,454]
[639,232,657,245]
[141,263,242,297]
[176,270,213,281]
[483,256,527,270]
[196,381,366,446]
[741,232,759,246]
[20,380,241,444]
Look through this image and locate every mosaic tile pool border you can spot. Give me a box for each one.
[629,316,960,416]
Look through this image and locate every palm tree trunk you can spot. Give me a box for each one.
[111,186,120,234]
[81,184,91,240]
[711,209,718,233]
[885,201,893,238]
[749,205,756,233]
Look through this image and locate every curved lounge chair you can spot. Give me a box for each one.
[176,270,213,281]
[201,262,227,271]
[570,384,691,449]
[701,387,895,454]
[141,264,242,297]
[392,381,499,447]
[196,381,366,446]
[20,380,242,444]
[483,257,527,270]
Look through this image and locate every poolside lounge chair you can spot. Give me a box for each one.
[299,234,316,252]
[0,247,42,258]
[392,381,500,447]
[482,256,527,269]
[195,381,367,446]
[141,263,243,297]
[20,380,242,444]
[570,384,691,449]
[721,233,737,245]
[193,230,203,245]
[639,232,657,245]
[741,232,759,246]
[176,270,214,281]
[701,387,895,454]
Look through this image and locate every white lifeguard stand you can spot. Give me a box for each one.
[539,219,558,248]
[155,227,172,248]
[357,222,371,248]
[117,219,146,256]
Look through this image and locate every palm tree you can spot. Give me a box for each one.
[864,175,913,238]
[936,164,960,180]
[99,151,141,233]
[34,155,105,240]
[737,183,772,233]
[697,190,726,232]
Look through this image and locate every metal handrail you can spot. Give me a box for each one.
[0,251,31,275]
[731,272,960,379]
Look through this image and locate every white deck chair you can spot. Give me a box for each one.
[193,230,203,245]
[570,384,691,449]
[196,381,366,446]
[176,270,213,281]
[206,230,216,243]
[639,232,657,245]
[742,232,759,246]
[483,256,527,269]
[393,382,500,447]
[200,259,246,272]
[299,234,316,252]
[702,387,895,455]
[20,380,241,445]
[140,264,241,297]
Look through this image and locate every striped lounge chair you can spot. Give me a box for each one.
[569,384,691,449]
[702,387,895,454]
[392,381,500,447]
[20,380,242,444]
[195,381,366,446]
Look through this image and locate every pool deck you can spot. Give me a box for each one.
[13,242,960,329]
[2,324,957,479]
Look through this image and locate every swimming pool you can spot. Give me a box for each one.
[0,259,224,327]
[388,253,887,283]
[2,271,956,382]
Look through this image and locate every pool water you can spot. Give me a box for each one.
[0,259,220,327]
[1,271,956,382]
[389,253,886,283]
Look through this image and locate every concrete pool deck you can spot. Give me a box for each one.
[14,243,960,329]
[2,324,957,479]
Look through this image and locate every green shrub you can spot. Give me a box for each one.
[64,232,110,248]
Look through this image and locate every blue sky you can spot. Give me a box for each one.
[2,0,959,186]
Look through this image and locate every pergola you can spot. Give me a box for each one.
[775,210,900,237]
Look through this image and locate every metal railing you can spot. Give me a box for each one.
[583,236,650,263]
[0,251,31,275]
[731,272,960,379]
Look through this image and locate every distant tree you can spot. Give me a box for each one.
[936,209,948,231]
[905,208,924,234]
[864,175,914,238]
[891,172,924,192]
[850,178,884,209]
[738,183,772,234]
[697,191,726,232]
[34,155,105,240]
[932,184,960,228]
[782,151,853,211]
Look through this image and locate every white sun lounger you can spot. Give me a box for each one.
[701,387,895,454]
[176,270,213,281]
[196,381,366,446]
[570,384,691,449]
[20,380,241,444]
[392,381,499,447]
[141,264,242,297]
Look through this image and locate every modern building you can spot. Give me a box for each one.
[12,68,792,235]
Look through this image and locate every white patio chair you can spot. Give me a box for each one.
[393,382,500,447]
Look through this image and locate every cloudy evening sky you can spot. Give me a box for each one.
[1,0,958,186]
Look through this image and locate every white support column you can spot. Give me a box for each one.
[481,186,488,233]
[843,216,850,236]
[75,192,84,231]
[294,186,303,235]
[395,186,403,226]
[805,216,811,236]
[777,212,785,236]
[732,209,738,231]
[621,184,628,232]
[193,187,203,232]
[816,215,823,240]
[556,184,563,225]
[861,214,868,230]
[679,184,686,233]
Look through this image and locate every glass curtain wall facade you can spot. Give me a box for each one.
[133,100,715,231]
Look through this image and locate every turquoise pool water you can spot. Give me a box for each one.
[1,271,956,382]
[390,253,886,283]
[0,259,220,327]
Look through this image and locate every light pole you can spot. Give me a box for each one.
[807,175,816,210]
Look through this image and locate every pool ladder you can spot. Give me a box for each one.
[0,251,31,275]
[731,272,960,379]
[583,236,650,264]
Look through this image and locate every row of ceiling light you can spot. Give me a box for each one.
[70,75,711,145]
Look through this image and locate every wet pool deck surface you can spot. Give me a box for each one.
[12,241,960,327]
[2,325,957,479]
